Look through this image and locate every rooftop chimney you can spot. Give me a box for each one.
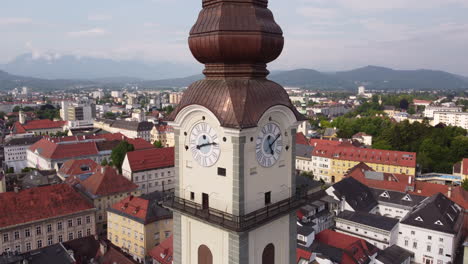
[448,187,452,198]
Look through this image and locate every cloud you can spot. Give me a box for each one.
[0,17,32,26]
[88,14,112,21]
[296,7,337,19]
[67,28,108,37]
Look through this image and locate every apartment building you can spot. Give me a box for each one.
[107,194,173,263]
[433,111,468,130]
[0,184,96,254]
[424,106,462,118]
[122,147,175,194]
[3,136,42,172]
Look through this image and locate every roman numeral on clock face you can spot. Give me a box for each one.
[190,122,221,167]
[256,122,283,168]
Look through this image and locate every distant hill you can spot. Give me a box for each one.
[136,66,468,91]
[1,53,201,80]
[0,70,96,91]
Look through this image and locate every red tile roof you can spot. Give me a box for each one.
[296,132,309,145]
[313,145,417,168]
[413,99,432,105]
[309,138,345,147]
[126,138,154,150]
[29,139,99,159]
[463,158,468,176]
[126,147,174,172]
[0,184,94,228]
[59,159,99,178]
[12,120,67,134]
[296,248,312,263]
[315,229,378,264]
[111,196,149,221]
[149,236,173,264]
[80,166,138,197]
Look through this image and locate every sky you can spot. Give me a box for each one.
[1,0,468,75]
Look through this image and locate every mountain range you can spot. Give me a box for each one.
[0,53,201,80]
[0,53,467,91]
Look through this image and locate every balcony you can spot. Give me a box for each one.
[163,189,325,232]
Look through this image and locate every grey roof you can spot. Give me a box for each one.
[0,243,74,264]
[401,193,463,234]
[296,144,314,159]
[371,188,427,208]
[5,136,42,147]
[332,177,378,213]
[376,245,413,264]
[337,210,399,231]
[110,120,154,132]
[364,171,385,181]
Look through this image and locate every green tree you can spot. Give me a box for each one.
[101,158,109,166]
[163,105,175,115]
[12,106,21,112]
[7,167,14,174]
[111,141,135,173]
[399,99,409,110]
[153,140,164,148]
[462,179,468,191]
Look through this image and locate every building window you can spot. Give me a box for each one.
[411,231,415,235]
[428,236,432,240]
[47,235,53,246]
[439,248,443,255]
[77,218,82,226]
[47,224,52,233]
[427,245,431,252]
[58,235,63,243]
[78,231,82,238]
[86,229,91,236]
[135,176,139,181]
[57,222,63,230]
[25,229,30,238]
[218,167,227,176]
[86,216,91,224]
[26,243,31,251]
[15,245,20,253]
[404,240,408,247]
[154,232,160,240]
[165,231,171,238]
[413,242,417,249]
[14,231,19,240]
[265,192,271,205]
[37,240,42,249]
[68,233,74,241]
[190,192,195,200]
[3,233,8,243]
[36,226,42,235]
[439,238,443,243]
[68,219,73,228]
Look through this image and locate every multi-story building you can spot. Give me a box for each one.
[26,134,153,170]
[397,193,464,264]
[67,166,139,235]
[169,92,184,105]
[433,111,468,129]
[93,119,154,142]
[150,124,175,147]
[107,194,173,263]
[0,184,96,254]
[424,106,462,118]
[122,147,175,194]
[60,101,96,130]
[3,136,42,172]
[11,118,67,136]
[296,144,314,173]
[312,145,417,183]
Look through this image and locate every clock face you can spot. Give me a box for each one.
[256,123,283,167]
[189,122,221,167]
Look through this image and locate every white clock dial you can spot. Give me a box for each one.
[189,122,221,167]
[256,123,283,167]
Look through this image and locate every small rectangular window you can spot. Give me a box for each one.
[265,192,271,205]
[218,167,226,176]
[190,192,195,200]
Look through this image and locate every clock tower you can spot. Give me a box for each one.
[165,0,306,263]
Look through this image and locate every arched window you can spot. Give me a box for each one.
[198,245,213,264]
[262,243,275,264]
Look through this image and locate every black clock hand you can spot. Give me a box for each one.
[196,142,217,150]
[268,134,281,154]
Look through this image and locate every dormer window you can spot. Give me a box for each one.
[402,194,412,202]
[434,220,443,226]
[415,216,423,222]
[380,191,390,198]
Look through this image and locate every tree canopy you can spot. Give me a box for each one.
[111,141,135,173]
